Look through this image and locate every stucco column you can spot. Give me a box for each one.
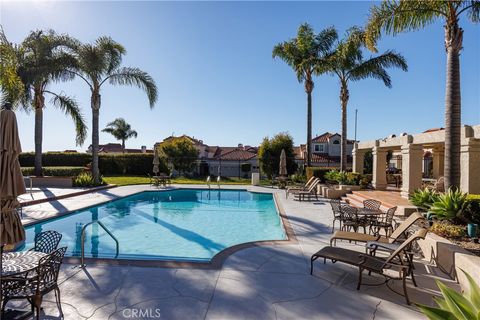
[431,146,445,179]
[460,137,480,194]
[372,146,387,190]
[352,144,366,174]
[401,144,423,198]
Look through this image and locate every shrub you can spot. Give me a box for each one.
[417,270,480,320]
[305,167,331,182]
[19,152,91,167]
[431,221,466,238]
[73,172,106,187]
[359,176,372,189]
[323,170,360,185]
[463,194,480,225]
[290,174,307,183]
[429,188,467,223]
[21,166,85,177]
[410,188,440,212]
[258,133,297,179]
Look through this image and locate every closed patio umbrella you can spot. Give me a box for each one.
[0,105,27,310]
[279,149,287,177]
[152,148,160,175]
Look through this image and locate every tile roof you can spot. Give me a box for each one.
[423,128,445,133]
[310,153,352,163]
[312,132,355,144]
[216,149,257,161]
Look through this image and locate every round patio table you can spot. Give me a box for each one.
[1,251,47,276]
[357,208,383,216]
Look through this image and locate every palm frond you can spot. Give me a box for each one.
[47,91,87,145]
[95,36,126,74]
[464,0,480,22]
[105,67,158,108]
[365,0,448,51]
[348,51,408,87]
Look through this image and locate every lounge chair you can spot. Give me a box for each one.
[330,212,425,246]
[310,228,428,305]
[291,178,320,201]
[285,176,316,198]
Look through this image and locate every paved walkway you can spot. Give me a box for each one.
[10,185,459,319]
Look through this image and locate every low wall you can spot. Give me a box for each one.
[26,176,73,188]
[417,232,480,291]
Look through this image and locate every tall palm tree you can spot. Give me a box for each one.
[70,37,158,183]
[365,0,480,189]
[102,118,138,152]
[0,28,24,106]
[273,24,337,167]
[18,30,87,176]
[323,27,407,171]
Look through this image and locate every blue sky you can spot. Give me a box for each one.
[2,1,479,152]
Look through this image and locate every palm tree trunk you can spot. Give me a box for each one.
[34,89,45,177]
[443,23,463,190]
[340,81,349,172]
[305,78,314,168]
[91,90,101,184]
[122,139,125,153]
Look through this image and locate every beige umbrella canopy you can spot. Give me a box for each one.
[152,148,160,175]
[279,149,287,177]
[0,107,26,247]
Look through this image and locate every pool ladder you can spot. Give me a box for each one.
[80,220,119,267]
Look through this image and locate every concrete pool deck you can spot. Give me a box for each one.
[11,185,459,319]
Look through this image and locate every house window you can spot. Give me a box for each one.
[314,144,324,152]
[333,140,340,144]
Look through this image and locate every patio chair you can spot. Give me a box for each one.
[1,247,67,319]
[286,176,316,198]
[310,228,428,305]
[369,206,397,237]
[29,230,62,254]
[291,179,320,201]
[330,212,425,247]
[363,199,382,211]
[330,199,342,233]
[340,205,368,233]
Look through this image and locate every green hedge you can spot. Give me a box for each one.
[464,194,480,225]
[21,166,84,177]
[305,167,332,182]
[20,152,169,176]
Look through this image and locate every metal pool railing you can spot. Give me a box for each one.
[80,220,119,267]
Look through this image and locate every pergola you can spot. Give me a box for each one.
[352,124,480,198]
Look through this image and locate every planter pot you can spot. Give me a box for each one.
[467,223,478,238]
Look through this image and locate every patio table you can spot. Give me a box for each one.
[357,208,383,216]
[1,251,47,277]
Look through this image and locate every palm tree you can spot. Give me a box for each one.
[273,24,337,167]
[70,37,158,183]
[323,27,407,171]
[0,28,24,106]
[365,0,480,189]
[18,30,87,176]
[102,118,138,152]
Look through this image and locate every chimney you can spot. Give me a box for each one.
[238,143,243,149]
[141,146,147,153]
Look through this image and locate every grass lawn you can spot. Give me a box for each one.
[104,176,253,186]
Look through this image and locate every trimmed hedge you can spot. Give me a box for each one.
[21,166,84,177]
[19,152,169,176]
[306,167,332,183]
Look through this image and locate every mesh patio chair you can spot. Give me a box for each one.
[329,199,342,233]
[369,206,397,237]
[311,229,429,305]
[30,230,62,254]
[340,205,368,233]
[363,199,382,211]
[1,247,67,319]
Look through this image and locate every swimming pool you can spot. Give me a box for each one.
[22,189,286,261]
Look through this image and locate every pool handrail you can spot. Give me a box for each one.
[80,220,119,267]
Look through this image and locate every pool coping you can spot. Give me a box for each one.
[24,185,298,269]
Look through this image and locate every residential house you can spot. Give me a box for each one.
[295,132,354,168]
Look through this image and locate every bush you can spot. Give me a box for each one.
[290,174,307,183]
[305,167,331,182]
[20,152,169,176]
[431,221,466,239]
[410,188,440,212]
[73,172,106,187]
[21,166,85,177]
[464,194,480,225]
[258,133,297,179]
[323,170,361,185]
[429,188,467,223]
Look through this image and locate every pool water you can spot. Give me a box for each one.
[23,189,285,261]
